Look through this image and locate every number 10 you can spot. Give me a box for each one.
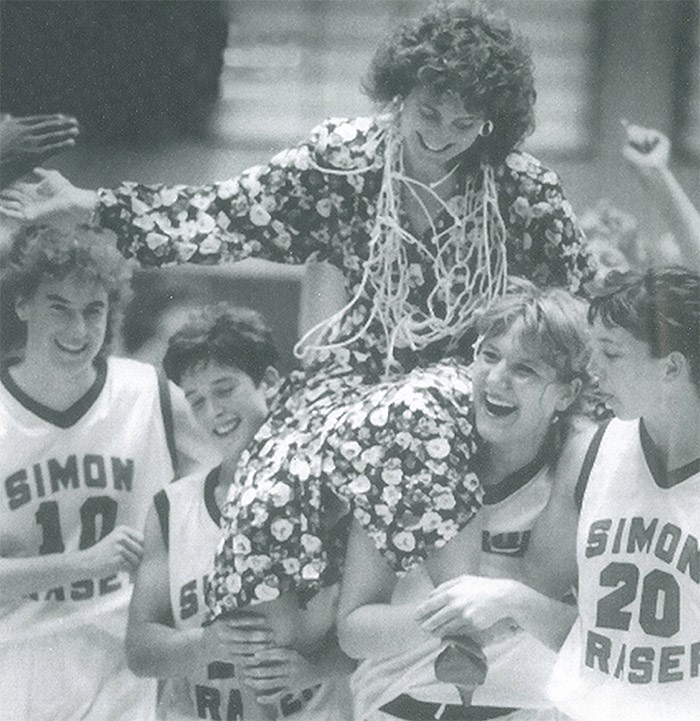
[35,497,118,555]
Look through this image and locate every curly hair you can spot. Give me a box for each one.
[363,0,536,162]
[588,267,700,390]
[163,302,279,386]
[0,223,133,357]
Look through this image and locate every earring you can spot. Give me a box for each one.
[479,120,493,138]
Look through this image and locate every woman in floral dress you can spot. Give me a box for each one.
[0,2,591,629]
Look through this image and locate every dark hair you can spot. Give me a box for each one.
[476,277,592,421]
[163,303,279,386]
[1,223,133,357]
[363,0,536,162]
[588,267,700,389]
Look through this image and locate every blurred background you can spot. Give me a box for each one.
[1,0,698,372]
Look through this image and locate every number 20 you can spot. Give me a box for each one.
[596,561,680,638]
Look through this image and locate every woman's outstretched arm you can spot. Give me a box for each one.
[0,118,379,267]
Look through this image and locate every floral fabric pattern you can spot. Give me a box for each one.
[98,117,592,614]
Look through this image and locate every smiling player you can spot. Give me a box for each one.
[0,224,209,721]
[340,280,592,721]
[126,303,353,720]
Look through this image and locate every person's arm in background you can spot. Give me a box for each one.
[622,121,700,272]
[0,114,79,188]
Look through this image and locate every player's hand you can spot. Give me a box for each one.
[242,647,316,704]
[201,612,275,665]
[0,168,97,225]
[621,120,671,174]
[416,575,521,641]
[81,525,144,576]
[0,114,79,163]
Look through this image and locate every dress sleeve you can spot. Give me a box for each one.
[96,118,378,268]
[498,152,595,295]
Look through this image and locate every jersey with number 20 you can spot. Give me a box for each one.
[550,418,700,721]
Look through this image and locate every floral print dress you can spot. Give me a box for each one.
[98,116,592,614]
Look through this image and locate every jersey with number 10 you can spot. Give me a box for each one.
[550,418,700,721]
[0,356,176,642]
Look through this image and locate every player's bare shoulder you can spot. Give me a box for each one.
[552,415,600,499]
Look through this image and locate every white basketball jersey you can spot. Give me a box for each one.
[353,458,560,716]
[161,466,245,721]
[474,460,561,709]
[550,418,700,721]
[162,467,350,721]
[0,356,176,642]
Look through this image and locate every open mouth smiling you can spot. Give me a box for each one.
[213,417,241,438]
[483,394,518,418]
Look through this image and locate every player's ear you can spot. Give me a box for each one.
[260,366,280,398]
[663,351,687,383]
[554,377,583,413]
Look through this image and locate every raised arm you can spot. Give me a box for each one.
[622,121,700,272]
[0,114,79,188]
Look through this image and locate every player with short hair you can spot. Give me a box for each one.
[547,268,700,721]
[0,224,211,721]
[126,302,353,720]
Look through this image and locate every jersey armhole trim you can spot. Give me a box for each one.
[574,419,611,512]
[157,370,179,477]
[153,490,170,552]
